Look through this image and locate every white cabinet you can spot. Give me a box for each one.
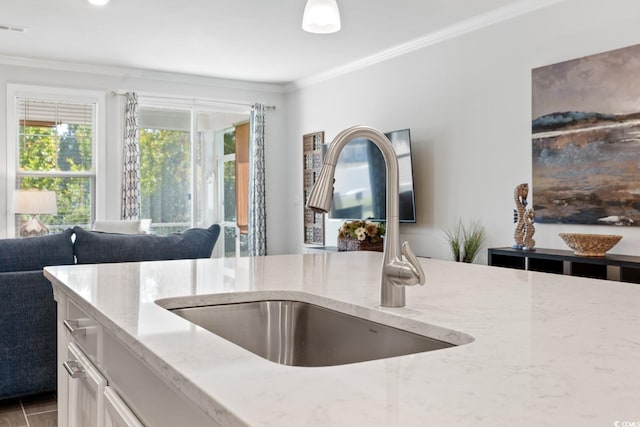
[104,387,144,427]
[56,293,143,427]
[62,344,144,427]
[54,288,216,427]
[63,342,107,427]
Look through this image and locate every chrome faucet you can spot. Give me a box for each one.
[306,125,425,308]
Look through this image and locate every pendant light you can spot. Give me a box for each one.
[88,0,110,5]
[302,0,341,34]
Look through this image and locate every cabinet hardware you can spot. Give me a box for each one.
[64,319,91,337]
[63,360,85,379]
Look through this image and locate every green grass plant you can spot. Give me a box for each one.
[444,219,486,263]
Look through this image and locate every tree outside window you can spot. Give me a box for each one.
[139,128,191,234]
[16,98,96,233]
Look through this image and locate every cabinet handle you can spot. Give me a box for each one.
[63,360,85,379]
[63,319,90,337]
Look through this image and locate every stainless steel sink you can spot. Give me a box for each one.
[169,300,457,367]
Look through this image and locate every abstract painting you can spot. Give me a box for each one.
[532,44,640,226]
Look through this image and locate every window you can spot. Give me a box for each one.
[138,100,249,257]
[7,86,104,236]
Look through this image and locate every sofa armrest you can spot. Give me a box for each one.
[0,271,57,398]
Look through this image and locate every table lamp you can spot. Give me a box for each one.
[14,190,57,237]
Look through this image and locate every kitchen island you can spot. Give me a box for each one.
[44,252,640,426]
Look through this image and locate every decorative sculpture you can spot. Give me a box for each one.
[512,183,529,249]
[523,207,536,251]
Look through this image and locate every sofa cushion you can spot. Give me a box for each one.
[0,229,75,273]
[73,224,221,264]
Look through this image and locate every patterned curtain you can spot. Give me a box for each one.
[248,103,267,256]
[121,92,141,220]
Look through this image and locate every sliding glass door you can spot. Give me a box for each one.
[138,100,249,257]
[138,107,192,234]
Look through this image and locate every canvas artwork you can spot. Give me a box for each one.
[532,44,640,226]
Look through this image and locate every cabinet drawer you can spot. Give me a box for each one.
[66,300,99,363]
[104,386,144,427]
[64,342,107,427]
[103,331,218,427]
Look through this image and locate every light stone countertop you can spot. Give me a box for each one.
[44,252,640,427]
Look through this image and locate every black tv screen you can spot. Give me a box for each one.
[327,128,417,223]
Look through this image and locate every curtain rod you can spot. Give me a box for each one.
[110,91,275,110]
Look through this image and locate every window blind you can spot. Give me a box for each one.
[16,98,95,127]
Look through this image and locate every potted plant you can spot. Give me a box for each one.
[443,219,486,263]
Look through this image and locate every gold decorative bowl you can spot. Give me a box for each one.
[559,233,622,257]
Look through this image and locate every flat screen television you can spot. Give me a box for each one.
[327,128,417,223]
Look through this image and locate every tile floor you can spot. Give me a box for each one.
[0,392,57,427]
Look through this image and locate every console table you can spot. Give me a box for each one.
[488,247,640,284]
[303,245,338,254]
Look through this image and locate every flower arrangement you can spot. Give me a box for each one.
[337,220,386,252]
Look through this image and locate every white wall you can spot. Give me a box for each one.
[4,0,640,259]
[284,0,640,261]
[0,63,289,254]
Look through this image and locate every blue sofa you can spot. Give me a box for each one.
[0,224,220,400]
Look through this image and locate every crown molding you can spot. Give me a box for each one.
[0,54,288,94]
[1,0,568,94]
[287,0,569,91]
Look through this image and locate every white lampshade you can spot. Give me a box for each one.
[14,190,57,215]
[88,0,110,5]
[302,0,341,34]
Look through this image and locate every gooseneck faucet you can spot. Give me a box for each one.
[306,125,425,308]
